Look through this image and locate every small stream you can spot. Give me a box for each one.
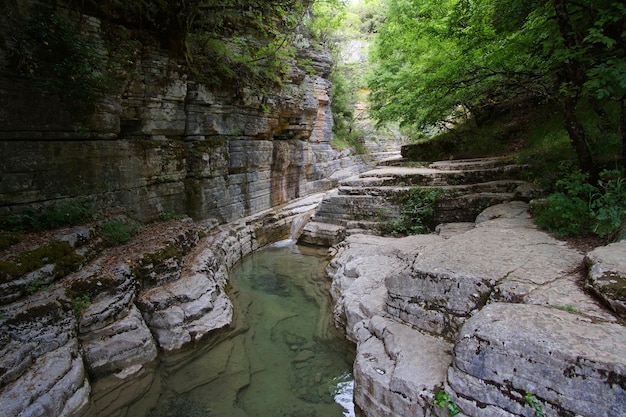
[120,240,355,417]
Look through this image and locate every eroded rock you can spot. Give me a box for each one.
[449,303,626,417]
[327,201,625,417]
[0,295,90,417]
[585,240,626,318]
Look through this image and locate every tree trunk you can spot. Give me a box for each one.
[563,96,597,178]
[553,0,597,179]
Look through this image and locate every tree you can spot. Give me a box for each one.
[367,0,626,175]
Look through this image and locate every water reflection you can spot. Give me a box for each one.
[105,240,355,417]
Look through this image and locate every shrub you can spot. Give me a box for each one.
[98,219,139,247]
[384,188,445,236]
[534,169,626,241]
[0,200,96,232]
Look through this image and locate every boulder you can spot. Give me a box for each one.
[585,240,626,318]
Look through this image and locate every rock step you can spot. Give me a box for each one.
[428,156,516,171]
[338,179,529,197]
[312,190,523,228]
[434,192,518,223]
[348,164,526,187]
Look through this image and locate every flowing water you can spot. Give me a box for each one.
[118,240,355,417]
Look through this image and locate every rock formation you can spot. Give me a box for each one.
[327,200,626,417]
[0,10,374,225]
[0,193,327,417]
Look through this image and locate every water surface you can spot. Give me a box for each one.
[123,240,355,417]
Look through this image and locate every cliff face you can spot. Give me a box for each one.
[0,12,361,224]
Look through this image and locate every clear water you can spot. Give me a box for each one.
[120,240,355,417]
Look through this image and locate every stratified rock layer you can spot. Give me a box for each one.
[327,201,625,417]
[0,194,326,417]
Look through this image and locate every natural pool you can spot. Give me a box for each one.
[110,240,355,417]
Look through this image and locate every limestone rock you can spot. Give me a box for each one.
[80,305,157,379]
[385,201,587,338]
[0,295,90,417]
[137,270,233,352]
[328,202,624,417]
[326,233,439,342]
[353,315,452,417]
[448,303,626,417]
[299,220,346,247]
[585,240,626,318]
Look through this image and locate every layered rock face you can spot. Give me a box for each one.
[0,7,380,416]
[0,194,325,417]
[0,18,371,223]
[328,201,626,417]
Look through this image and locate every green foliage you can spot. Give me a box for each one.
[525,391,548,417]
[367,0,625,172]
[533,170,597,236]
[534,169,626,241]
[5,7,115,116]
[385,188,445,236]
[25,278,49,294]
[70,294,91,319]
[0,200,96,232]
[0,241,84,282]
[160,211,185,221]
[434,390,461,416]
[98,219,139,247]
[590,170,626,240]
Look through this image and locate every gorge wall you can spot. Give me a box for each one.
[0,6,370,224]
[0,4,381,416]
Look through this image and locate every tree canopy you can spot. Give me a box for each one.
[367,0,626,175]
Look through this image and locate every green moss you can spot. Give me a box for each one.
[600,274,626,300]
[65,275,119,299]
[5,301,65,326]
[133,243,183,288]
[0,233,24,251]
[0,241,85,284]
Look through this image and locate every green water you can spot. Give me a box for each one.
[137,241,355,417]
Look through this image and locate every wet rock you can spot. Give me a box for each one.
[585,240,626,318]
[449,303,626,417]
[292,350,315,363]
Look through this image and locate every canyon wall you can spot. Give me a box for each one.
[0,12,369,224]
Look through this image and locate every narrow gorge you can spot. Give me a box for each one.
[1,1,625,417]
